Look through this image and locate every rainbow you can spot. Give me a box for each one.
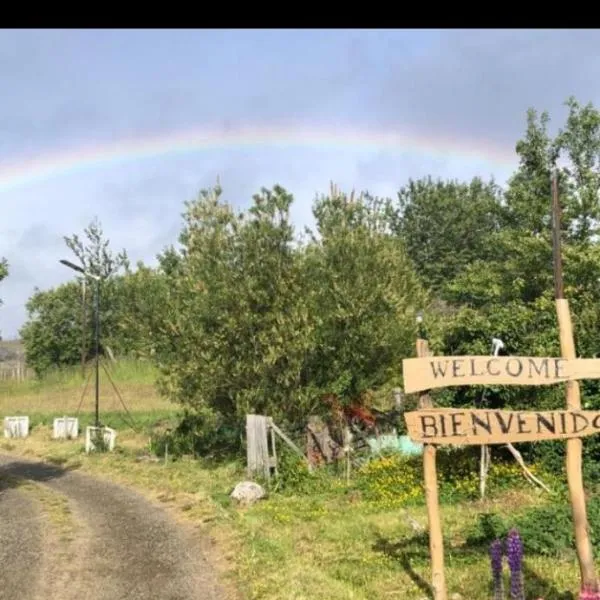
[0,124,519,193]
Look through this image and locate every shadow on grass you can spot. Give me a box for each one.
[372,531,576,600]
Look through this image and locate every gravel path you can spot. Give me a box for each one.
[0,455,228,600]
[0,481,44,600]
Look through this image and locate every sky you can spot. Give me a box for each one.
[0,28,599,339]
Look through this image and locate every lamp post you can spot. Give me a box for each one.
[59,259,101,428]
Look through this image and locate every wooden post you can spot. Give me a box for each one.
[343,426,351,485]
[270,423,278,478]
[417,337,447,600]
[552,172,598,590]
[246,414,271,480]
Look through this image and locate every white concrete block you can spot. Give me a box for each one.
[52,417,79,439]
[85,426,116,453]
[4,416,29,438]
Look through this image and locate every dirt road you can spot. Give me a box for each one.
[0,455,228,600]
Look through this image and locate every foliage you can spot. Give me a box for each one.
[153,183,425,451]
[63,216,129,279]
[302,186,428,408]
[393,176,504,294]
[149,409,241,460]
[20,219,164,375]
[154,184,315,438]
[466,493,600,559]
[20,281,89,375]
[354,449,536,508]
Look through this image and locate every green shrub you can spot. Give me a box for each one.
[465,495,600,558]
[354,448,547,508]
[149,410,242,460]
[269,446,345,496]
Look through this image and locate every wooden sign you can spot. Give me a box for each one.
[402,355,600,394]
[405,408,600,445]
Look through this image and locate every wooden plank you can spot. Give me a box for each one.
[402,355,600,394]
[269,420,313,472]
[405,408,600,445]
[246,414,271,480]
[417,338,446,600]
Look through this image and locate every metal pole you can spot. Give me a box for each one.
[81,279,87,378]
[94,276,100,428]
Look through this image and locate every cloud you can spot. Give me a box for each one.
[371,29,600,147]
[2,29,600,338]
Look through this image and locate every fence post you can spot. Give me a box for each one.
[246,414,271,480]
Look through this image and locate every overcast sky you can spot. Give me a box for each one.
[1,28,598,338]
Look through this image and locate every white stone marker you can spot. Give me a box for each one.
[52,416,79,439]
[85,426,116,453]
[3,416,29,438]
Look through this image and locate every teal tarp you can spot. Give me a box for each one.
[367,433,423,456]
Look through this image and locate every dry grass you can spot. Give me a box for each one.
[0,359,176,421]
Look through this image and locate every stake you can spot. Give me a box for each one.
[417,337,447,600]
[552,171,598,590]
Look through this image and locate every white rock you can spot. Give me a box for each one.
[230,481,266,506]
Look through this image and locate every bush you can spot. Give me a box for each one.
[465,494,600,558]
[354,448,544,508]
[270,451,323,495]
[149,410,242,460]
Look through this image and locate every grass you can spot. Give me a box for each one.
[0,361,590,600]
[0,358,175,418]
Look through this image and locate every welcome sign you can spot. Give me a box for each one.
[402,355,600,394]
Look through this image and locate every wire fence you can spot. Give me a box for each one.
[0,361,34,381]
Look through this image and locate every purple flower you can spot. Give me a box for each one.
[489,538,504,600]
[506,528,524,600]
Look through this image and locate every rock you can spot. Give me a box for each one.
[230,481,266,506]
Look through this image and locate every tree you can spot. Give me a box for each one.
[154,184,315,445]
[63,216,129,279]
[554,97,600,243]
[20,282,86,375]
[430,99,600,477]
[116,262,172,359]
[302,185,428,409]
[393,176,504,294]
[21,218,132,374]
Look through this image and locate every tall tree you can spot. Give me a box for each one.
[554,97,600,243]
[155,184,314,439]
[63,216,129,278]
[302,185,428,408]
[393,176,504,294]
[21,218,132,374]
[436,99,600,429]
[20,282,86,375]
